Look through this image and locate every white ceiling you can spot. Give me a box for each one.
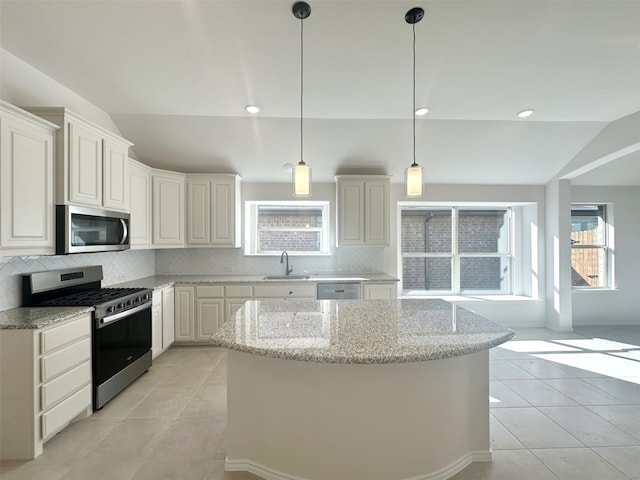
[1,0,639,185]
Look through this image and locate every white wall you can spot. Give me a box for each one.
[545,179,573,331]
[571,185,640,325]
[156,182,386,275]
[0,48,125,138]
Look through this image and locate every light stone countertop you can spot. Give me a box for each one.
[0,306,94,329]
[1,274,398,330]
[112,273,398,291]
[210,298,515,364]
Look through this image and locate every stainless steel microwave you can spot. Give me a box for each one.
[56,205,130,254]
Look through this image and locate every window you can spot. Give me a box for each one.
[571,204,611,288]
[401,206,512,294]
[245,201,330,255]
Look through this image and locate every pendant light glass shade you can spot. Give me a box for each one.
[293,161,311,196]
[405,164,423,197]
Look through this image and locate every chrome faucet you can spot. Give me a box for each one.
[280,251,293,276]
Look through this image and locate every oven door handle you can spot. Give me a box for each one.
[99,302,150,327]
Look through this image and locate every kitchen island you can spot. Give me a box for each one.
[211,298,514,480]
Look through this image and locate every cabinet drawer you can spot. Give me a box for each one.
[41,337,91,382]
[40,315,90,354]
[254,284,316,298]
[41,384,91,440]
[41,360,91,411]
[225,285,253,297]
[196,285,224,298]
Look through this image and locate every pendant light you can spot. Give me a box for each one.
[292,2,311,197]
[405,7,424,197]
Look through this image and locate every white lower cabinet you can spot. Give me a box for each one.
[224,285,253,323]
[0,313,92,460]
[162,286,175,349]
[152,291,163,359]
[174,285,195,342]
[363,282,397,300]
[174,284,223,344]
[195,286,224,342]
[175,285,225,343]
[152,286,176,358]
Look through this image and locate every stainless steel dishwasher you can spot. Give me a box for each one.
[316,282,362,299]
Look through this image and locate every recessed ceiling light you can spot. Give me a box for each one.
[245,105,260,114]
[517,109,534,118]
[415,107,429,116]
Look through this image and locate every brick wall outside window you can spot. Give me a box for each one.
[258,210,322,252]
[401,210,506,291]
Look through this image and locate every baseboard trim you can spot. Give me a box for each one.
[573,321,640,327]
[225,450,492,480]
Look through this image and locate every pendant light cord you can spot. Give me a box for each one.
[412,22,417,168]
[300,15,304,165]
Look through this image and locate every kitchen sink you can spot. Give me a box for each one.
[263,275,310,280]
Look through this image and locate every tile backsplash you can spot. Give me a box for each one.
[1,247,385,311]
[156,247,384,276]
[0,250,155,311]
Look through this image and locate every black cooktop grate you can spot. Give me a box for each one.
[38,287,148,307]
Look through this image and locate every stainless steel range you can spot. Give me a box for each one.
[22,265,152,410]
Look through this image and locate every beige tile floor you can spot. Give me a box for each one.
[2,327,640,480]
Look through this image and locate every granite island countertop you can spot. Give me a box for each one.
[210,298,515,364]
[112,273,398,290]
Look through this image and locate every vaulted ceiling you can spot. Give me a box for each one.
[1,0,639,185]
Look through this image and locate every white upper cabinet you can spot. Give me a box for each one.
[0,102,59,256]
[186,177,211,245]
[186,174,241,248]
[103,138,130,211]
[68,121,102,206]
[128,159,152,249]
[152,169,185,248]
[336,175,390,246]
[24,107,132,212]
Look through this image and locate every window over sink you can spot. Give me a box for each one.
[245,201,330,255]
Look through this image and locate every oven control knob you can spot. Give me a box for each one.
[107,305,115,313]
[126,299,133,307]
[117,302,125,310]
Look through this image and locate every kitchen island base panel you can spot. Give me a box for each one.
[225,350,491,480]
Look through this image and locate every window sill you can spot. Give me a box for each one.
[400,293,541,303]
[572,287,617,293]
[244,252,331,257]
